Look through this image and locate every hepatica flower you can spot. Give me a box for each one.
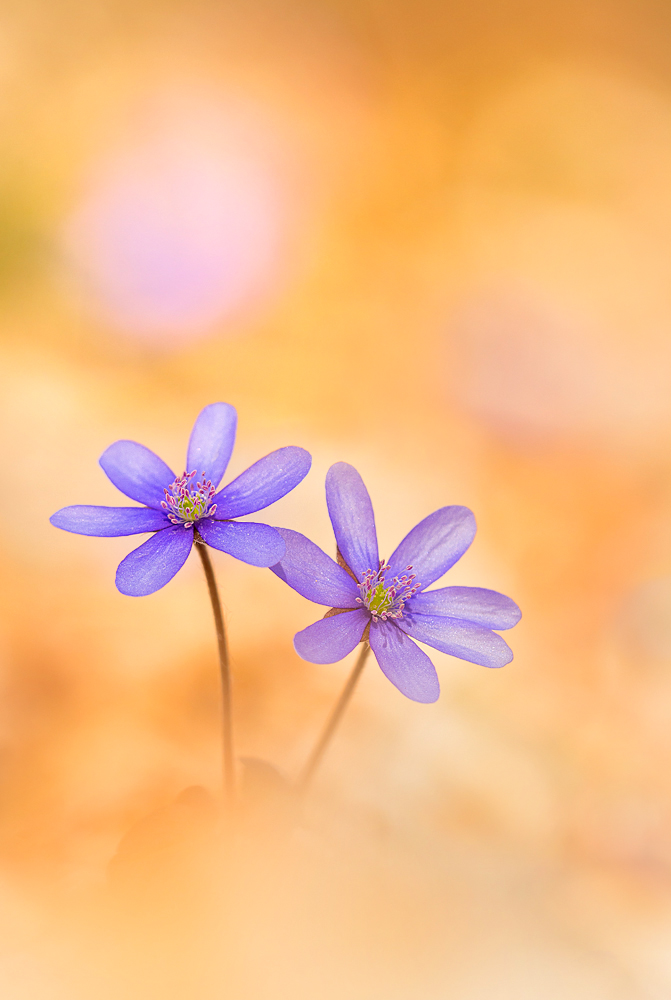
[50,403,311,596]
[271,463,520,703]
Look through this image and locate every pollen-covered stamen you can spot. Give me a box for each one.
[355,559,421,622]
[161,470,218,528]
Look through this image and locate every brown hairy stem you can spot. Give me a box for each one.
[196,538,235,808]
[298,641,371,793]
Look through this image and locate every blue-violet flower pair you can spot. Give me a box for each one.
[51,404,521,704]
[50,402,311,595]
[271,463,520,703]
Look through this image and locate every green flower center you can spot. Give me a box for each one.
[367,582,395,617]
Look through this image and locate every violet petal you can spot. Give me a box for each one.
[214,446,311,518]
[369,620,440,703]
[186,402,237,488]
[294,609,369,664]
[387,506,476,590]
[407,586,521,630]
[270,528,360,607]
[115,524,194,596]
[50,505,169,537]
[197,518,285,567]
[325,462,379,580]
[99,440,175,508]
[397,612,513,668]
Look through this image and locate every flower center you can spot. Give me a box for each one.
[356,560,420,622]
[161,471,217,528]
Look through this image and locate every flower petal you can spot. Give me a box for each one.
[214,447,312,518]
[407,586,521,630]
[387,506,476,590]
[325,463,379,580]
[50,505,170,537]
[397,613,513,668]
[369,621,439,703]
[197,519,285,567]
[99,441,174,508]
[269,528,360,607]
[115,525,194,596]
[294,609,369,664]
[186,402,237,488]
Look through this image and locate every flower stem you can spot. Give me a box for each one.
[298,642,370,793]
[195,539,235,808]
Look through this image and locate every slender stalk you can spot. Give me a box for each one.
[195,539,235,807]
[298,641,371,793]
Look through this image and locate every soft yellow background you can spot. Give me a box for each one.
[2,1,671,997]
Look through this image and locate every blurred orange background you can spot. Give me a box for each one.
[3,0,671,996]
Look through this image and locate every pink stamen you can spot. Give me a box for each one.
[162,470,218,527]
[357,561,421,622]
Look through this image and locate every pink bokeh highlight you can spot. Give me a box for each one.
[63,94,295,343]
[447,283,671,448]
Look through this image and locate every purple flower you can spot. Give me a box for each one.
[51,403,311,596]
[271,463,520,703]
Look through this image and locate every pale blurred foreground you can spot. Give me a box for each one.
[4,761,666,1000]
